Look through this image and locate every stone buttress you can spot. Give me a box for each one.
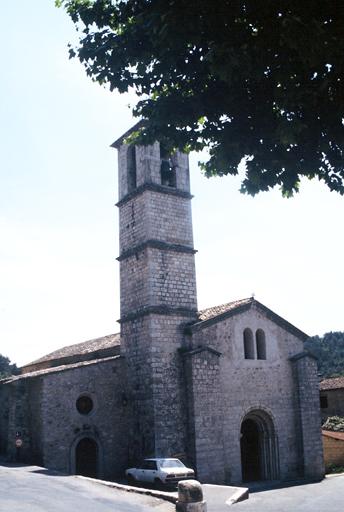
[112,127,198,461]
[290,351,325,479]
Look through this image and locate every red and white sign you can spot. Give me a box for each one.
[15,438,23,448]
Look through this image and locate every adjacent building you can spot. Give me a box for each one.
[320,376,344,421]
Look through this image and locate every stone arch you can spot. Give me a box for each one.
[256,329,266,360]
[70,433,103,479]
[243,328,255,359]
[240,408,279,482]
[127,144,137,192]
[160,144,176,187]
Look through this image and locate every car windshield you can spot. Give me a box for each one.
[159,459,185,468]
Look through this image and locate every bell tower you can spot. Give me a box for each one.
[112,124,198,459]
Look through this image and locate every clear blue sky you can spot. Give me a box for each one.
[1,1,343,366]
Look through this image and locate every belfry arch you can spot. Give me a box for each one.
[240,409,279,482]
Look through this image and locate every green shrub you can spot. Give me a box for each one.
[322,416,344,432]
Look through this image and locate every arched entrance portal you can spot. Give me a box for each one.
[75,437,98,478]
[241,418,261,481]
[240,410,279,482]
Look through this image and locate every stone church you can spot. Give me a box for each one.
[0,124,324,484]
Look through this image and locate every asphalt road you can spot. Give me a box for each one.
[2,462,343,512]
[0,463,175,512]
[235,475,344,512]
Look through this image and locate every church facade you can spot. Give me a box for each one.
[0,126,324,484]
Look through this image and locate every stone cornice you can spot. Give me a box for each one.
[289,350,318,362]
[1,355,123,384]
[180,346,222,358]
[116,183,193,207]
[117,240,197,261]
[111,120,144,149]
[118,305,197,324]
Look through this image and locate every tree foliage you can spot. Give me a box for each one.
[0,355,19,380]
[305,332,344,378]
[57,0,344,196]
[322,416,344,432]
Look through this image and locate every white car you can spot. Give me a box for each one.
[125,458,195,487]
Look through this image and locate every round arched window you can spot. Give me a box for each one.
[76,395,93,415]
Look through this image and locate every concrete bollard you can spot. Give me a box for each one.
[176,480,207,512]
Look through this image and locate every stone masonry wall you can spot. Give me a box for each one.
[120,250,150,316]
[120,248,197,316]
[0,383,9,455]
[292,354,325,479]
[190,306,309,484]
[148,249,197,309]
[39,357,129,479]
[28,379,44,464]
[322,434,344,469]
[119,190,194,254]
[183,348,225,483]
[121,313,192,462]
[117,136,197,467]
[120,316,155,461]
[6,379,34,463]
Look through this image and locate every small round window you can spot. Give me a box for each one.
[76,395,93,415]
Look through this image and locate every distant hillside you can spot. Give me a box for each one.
[305,332,344,378]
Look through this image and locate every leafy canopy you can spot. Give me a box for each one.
[322,416,344,432]
[57,0,344,196]
[305,332,344,378]
[0,354,19,379]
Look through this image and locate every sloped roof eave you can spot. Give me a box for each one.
[21,333,121,370]
[322,430,344,441]
[111,120,144,149]
[180,346,222,358]
[4,355,123,383]
[185,298,308,341]
[320,376,344,391]
[186,301,252,333]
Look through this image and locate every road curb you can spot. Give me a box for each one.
[225,486,249,506]
[76,475,178,504]
[77,475,249,507]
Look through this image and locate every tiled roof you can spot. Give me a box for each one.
[197,298,253,322]
[22,333,120,368]
[320,376,344,391]
[189,297,308,341]
[322,430,344,441]
[2,355,121,383]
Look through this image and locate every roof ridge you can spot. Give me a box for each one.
[320,375,344,390]
[196,297,254,323]
[197,297,253,315]
[22,332,121,368]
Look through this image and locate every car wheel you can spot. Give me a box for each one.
[127,474,136,486]
[154,478,163,489]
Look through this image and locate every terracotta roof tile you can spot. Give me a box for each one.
[3,355,121,383]
[322,430,344,441]
[189,297,308,341]
[320,376,344,391]
[197,297,253,322]
[22,333,120,369]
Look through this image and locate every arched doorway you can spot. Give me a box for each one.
[240,410,279,482]
[241,418,261,481]
[75,437,98,478]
